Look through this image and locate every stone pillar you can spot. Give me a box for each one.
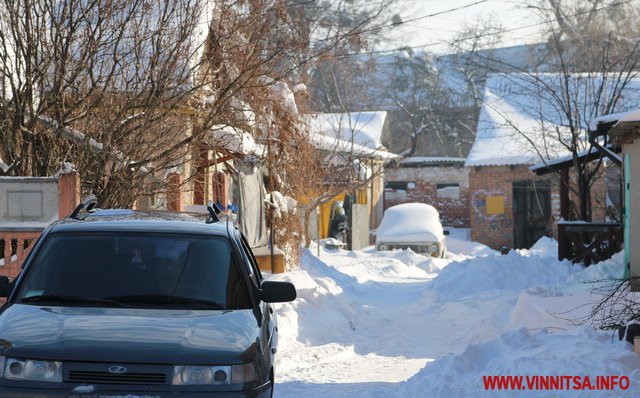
[58,171,81,219]
[167,173,182,212]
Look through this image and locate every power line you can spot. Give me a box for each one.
[366,0,492,33]
[316,0,491,42]
[328,0,636,59]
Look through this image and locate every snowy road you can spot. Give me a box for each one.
[269,238,640,397]
[274,248,436,397]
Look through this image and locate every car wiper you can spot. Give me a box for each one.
[106,294,223,309]
[19,295,126,307]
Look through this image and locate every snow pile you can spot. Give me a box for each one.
[568,250,626,283]
[403,327,640,398]
[521,236,558,257]
[273,236,632,398]
[273,245,435,393]
[445,237,497,258]
[430,249,577,301]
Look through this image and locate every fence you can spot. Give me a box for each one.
[557,222,623,265]
[0,229,41,278]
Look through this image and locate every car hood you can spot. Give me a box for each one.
[0,304,261,364]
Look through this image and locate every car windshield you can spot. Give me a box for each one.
[14,233,251,310]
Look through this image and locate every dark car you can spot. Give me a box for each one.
[0,199,296,398]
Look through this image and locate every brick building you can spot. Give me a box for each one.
[384,157,470,227]
[467,165,559,250]
[466,74,616,250]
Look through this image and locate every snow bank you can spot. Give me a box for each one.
[445,237,496,258]
[403,327,640,398]
[274,246,433,346]
[568,250,625,283]
[509,289,592,332]
[430,249,577,301]
[275,238,631,398]
[522,236,558,257]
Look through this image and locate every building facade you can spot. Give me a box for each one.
[384,157,469,228]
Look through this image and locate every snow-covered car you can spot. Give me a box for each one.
[0,198,296,397]
[375,203,446,257]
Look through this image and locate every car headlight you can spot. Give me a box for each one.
[428,243,439,255]
[172,363,258,386]
[377,244,389,251]
[2,357,62,382]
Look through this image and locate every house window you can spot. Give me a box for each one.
[385,181,414,191]
[436,183,460,200]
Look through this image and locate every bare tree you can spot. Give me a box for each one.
[0,0,312,207]
[382,49,473,157]
[300,0,399,113]
[447,0,640,221]
[521,0,640,221]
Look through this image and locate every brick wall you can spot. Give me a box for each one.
[469,164,608,250]
[381,162,610,250]
[468,165,562,250]
[384,166,470,227]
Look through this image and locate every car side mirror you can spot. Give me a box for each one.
[0,276,9,297]
[260,281,296,303]
[443,230,450,236]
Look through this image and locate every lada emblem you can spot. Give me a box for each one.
[108,365,127,374]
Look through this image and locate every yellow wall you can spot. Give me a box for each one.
[319,193,345,239]
[317,188,368,239]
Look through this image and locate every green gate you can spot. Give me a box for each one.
[624,153,631,279]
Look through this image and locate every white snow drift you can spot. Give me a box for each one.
[269,236,638,398]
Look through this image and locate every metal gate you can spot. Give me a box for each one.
[512,180,551,249]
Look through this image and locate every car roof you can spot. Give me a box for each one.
[49,209,233,236]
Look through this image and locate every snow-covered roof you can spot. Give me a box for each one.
[309,131,398,161]
[305,111,388,151]
[400,156,466,166]
[590,108,640,131]
[207,126,265,157]
[529,145,619,175]
[466,73,640,167]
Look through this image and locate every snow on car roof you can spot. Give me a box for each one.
[376,203,444,243]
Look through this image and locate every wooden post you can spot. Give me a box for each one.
[557,222,567,261]
[560,168,569,220]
